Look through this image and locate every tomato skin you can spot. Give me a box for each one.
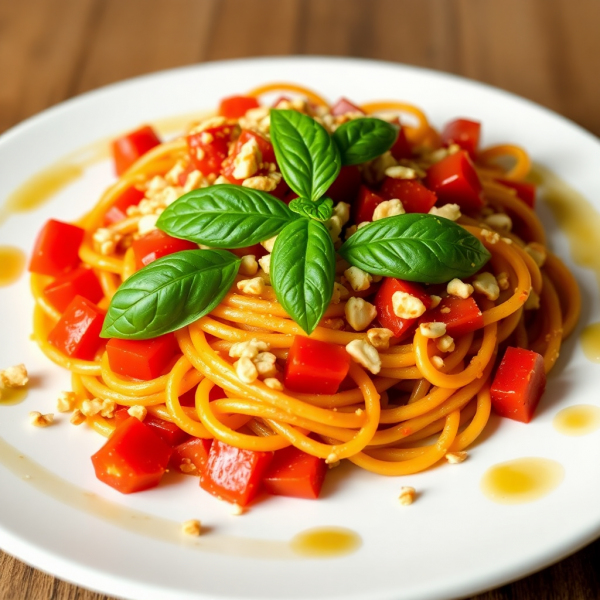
[284,337,351,395]
[218,95,260,119]
[424,296,483,337]
[132,229,197,270]
[47,295,105,360]
[425,151,483,212]
[106,333,179,380]
[440,119,481,158]
[170,437,213,475]
[390,126,413,160]
[490,347,546,423]
[112,125,161,176]
[91,417,173,494]
[187,124,236,175]
[353,185,385,223]
[103,185,145,225]
[495,179,536,209]
[262,446,327,499]
[29,219,85,277]
[375,278,432,339]
[330,98,365,116]
[43,265,103,312]
[200,439,273,506]
[380,178,438,213]
[326,165,362,205]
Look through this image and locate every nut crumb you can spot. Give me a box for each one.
[70,409,86,425]
[445,451,468,464]
[57,391,77,413]
[29,411,54,427]
[182,519,202,536]
[399,486,416,505]
[128,405,147,421]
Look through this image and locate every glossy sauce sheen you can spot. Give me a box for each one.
[0,388,28,406]
[0,246,26,287]
[553,404,600,436]
[291,527,362,557]
[480,457,564,504]
[580,323,600,363]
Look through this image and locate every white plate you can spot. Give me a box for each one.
[1,57,600,600]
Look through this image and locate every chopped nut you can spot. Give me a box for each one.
[496,272,510,290]
[481,229,501,245]
[344,266,373,291]
[128,405,147,421]
[92,227,122,256]
[399,486,416,505]
[440,306,451,314]
[242,172,281,192]
[435,335,455,353]
[524,288,540,310]
[473,272,500,301]
[137,214,160,236]
[230,503,245,516]
[234,357,258,384]
[392,291,426,319]
[429,203,461,221]
[29,411,54,427]
[182,519,202,536]
[325,214,343,243]
[367,328,394,350]
[384,165,417,179]
[253,352,277,378]
[81,399,103,417]
[445,451,468,464]
[233,137,262,180]
[345,297,377,331]
[100,399,116,419]
[239,255,258,276]
[327,460,341,469]
[447,278,474,299]
[57,391,76,413]
[325,452,339,464]
[229,338,270,359]
[431,356,445,369]
[346,339,381,374]
[525,242,547,267]
[429,295,442,309]
[419,322,447,339]
[264,378,283,390]
[321,318,345,330]
[237,277,265,295]
[261,236,277,253]
[485,213,513,233]
[331,282,350,304]
[333,201,351,226]
[373,199,405,221]
[70,409,86,425]
[0,364,28,388]
[258,254,271,275]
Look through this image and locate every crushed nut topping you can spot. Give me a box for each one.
[345,297,377,331]
[331,282,350,304]
[419,322,447,339]
[182,519,202,536]
[237,277,265,295]
[446,451,468,464]
[234,357,258,384]
[367,328,394,350]
[392,291,426,319]
[431,356,445,369]
[429,295,442,309]
[128,405,147,421]
[93,228,122,256]
[435,335,455,353]
[373,199,405,221]
[264,377,283,391]
[29,411,54,427]
[447,278,474,299]
[258,254,271,275]
[346,339,381,374]
[484,213,513,233]
[253,352,277,378]
[81,399,103,417]
[70,409,86,426]
[344,266,373,291]
[525,242,547,267]
[398,486,416,506]
[384,165,417,180]
[496,272,510,290]
[57,391,77,413]
[429,203,461,221]
[0,364,29,388]
[239,255,258,276]
[473,272,500,301]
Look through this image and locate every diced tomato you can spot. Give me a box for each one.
[490,347,546,423]
[380,178,437,214]
[262,446,327,499]
[353,185,385,223]
[179,384,226,407]
[330,98,365,116]
[326,165,362,204]
[440,119,481,158]
[425,295,483,337]
[47,295,105,360]
[272,95,291,108]
[375,278,432,339]
[112,125,161,176]
[29,219,85,277]
[170,437,213,475]
[43,265,103,312]
[221,130,276,182]
[390,126,412,160]
[284,337,351,395]
[425,151,484,212]
[113,407,129,428]
[144,415,189,447]
[106,333,179,380]
[495,179,537,209]
[132,229,197,270]
[103,185,145,225]
[218,95,260,119]
[91,417,173,494]
[200,439,273,506]
[187,124,236,175]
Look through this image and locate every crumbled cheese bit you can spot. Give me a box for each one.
[264,378,283,391]
[435,335,455,353]
[431,356,445,369]
[473,272,500,301]
[345,297,377,331]
[81,399,103,417]
[367,328,394,350]
[242,172,282,192]
[70,409,86,425]
[484,213,513,233]
[183,169,207,193]
[237,277,265,295]
[373,199,405,221]
[481,229,501,245]
[137,214,160,236]
[182,519,202,536]
[525,242,547,267]
[429,203,461,221]
[419,322,447,339]
[447,278,474,299]
[92,227,122,255]
[165,160,187,185]
[258,254,271,275]
[229,338,269,359]
[29,411,54,427]
[384,165,417,180]
[321,318,345,330]
[331,282,350,304]
[496,272,510,291]
[239,255,258,276]
[0,364,29,388]
[100,399,116,419]
[399,486,416,506]
[57,391,76,413]
[128,405,147,421]
[392,291,426,319]
[230,503,245,516]
[429,295,442,309]
[234,357,258,384]
[346,339,381,374]
[344,266,373,292]
[445,451,468,464]
[253,352,277,378]
[524,288,540,310]
[261,236,277,253]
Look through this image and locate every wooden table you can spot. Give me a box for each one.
[1,0,599,598]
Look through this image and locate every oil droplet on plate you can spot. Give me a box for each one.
[580,323,600,363]
[290,527,362,558]
[0,388,28,406]
[553,404,600,436]
[480,457,564,505]
[0,246,26,286]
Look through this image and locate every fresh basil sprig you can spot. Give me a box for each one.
[101,250,240,339]
[333,118,398,165]
[288,197,333,222]
[338,214,491,283]
[270,218,336,334]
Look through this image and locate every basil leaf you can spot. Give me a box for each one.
[101,250,240,340]
[288,197,334,222]
[333,118,398,166]
[156,185,296,248]
[338,214,491,284]
[270,109,341,202]
[270,218,336,335]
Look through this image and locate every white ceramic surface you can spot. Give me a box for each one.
[1,57,599,600]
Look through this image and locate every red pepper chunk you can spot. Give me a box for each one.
[353,185,385,223]
[218,95,260,119]
[425,151,484,212]
[440,118,481,158]
[330,97,365,116]
[132,229,197,270]
[390,126,412,160]
[375,278,432,339]
[200,440,273,506]
[187,124,236,175]
[380,178,437,214]
[284,337,351,395]
[103,185,145,225]
[326,165,362,204]
[91,417,173,494]
[112,125,161,176]
[29,219,85,277]
[47,295,105,360]
[144,415,189,447]
[425,296,483,337]
[43,265,103,312]
[495,179,537,209]
[490,347,546,423]
[170,437,213,475]
[106,333,179,380]
[262,446,327,499]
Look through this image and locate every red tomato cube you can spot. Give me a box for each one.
[440,118,481,158]
[103,185,145,225]
[112,125,161,176]
[284,337,351,395]
[131,229,198,270]
[490,347,546,423]
[91,417,173,494]
[424,296,483,337]
[170,437,213,475]
[43,265,103,312]
[390,126,412,160]
[380,178,438,214]
[187,124,236,175]
[200,440,273,506]
[495,179,537,209]
[330,98,365,116]
[262,446,327,499]
[353,185,385,223]
[218,95,260,119]
[326,165,362,204]
[47,295,105,360]
[29,219,85,277]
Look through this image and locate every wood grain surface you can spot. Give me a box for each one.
[1,0,599,598]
